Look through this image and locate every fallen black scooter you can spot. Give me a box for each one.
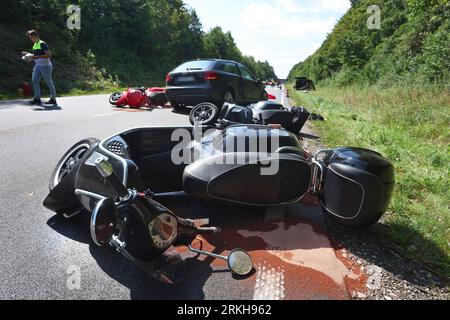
[43,125,394,281]
[44,153,253,282]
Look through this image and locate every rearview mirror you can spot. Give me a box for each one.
[90,198,118,246]
[227,249,254,276]
[188,245,254,277]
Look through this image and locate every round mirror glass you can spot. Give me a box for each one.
[90,198,117,246]
[227,249,253,276]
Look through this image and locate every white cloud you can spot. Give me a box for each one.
[240,3,338,41]
[278,0,351,14]
[184,0,351,78]
[236,1,349,77]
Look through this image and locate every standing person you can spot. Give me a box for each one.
[25,30,57,105]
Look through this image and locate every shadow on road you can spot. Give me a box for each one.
[45,195,331,299]
[32,104,62,111]
[0,99,63,111]
[47,212,213,300]
[46,192,449,299]
[171,108,190,116]
[0,100,32,109]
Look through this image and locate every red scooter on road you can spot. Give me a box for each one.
[109,87,168,109]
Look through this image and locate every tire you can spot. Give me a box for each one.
[50,138,98,190]
[222,89,234,104]
[109,92,122,105]
[189,102,219,126]
[49,138,99,218]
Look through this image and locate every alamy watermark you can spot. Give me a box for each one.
[66,265,81,290]
[171,124,282,176]
[67,5,81,30]
[367,5,381,30]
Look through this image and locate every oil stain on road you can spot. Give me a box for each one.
[162,194,368,300]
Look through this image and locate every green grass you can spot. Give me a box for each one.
[290,84,450,277]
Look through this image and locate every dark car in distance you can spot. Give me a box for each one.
[165,59,268,110]
[294,77,316,91]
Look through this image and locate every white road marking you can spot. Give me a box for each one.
[93,112,119,118]
[253,261,285,300]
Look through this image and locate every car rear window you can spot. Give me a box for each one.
[173,60,214,73]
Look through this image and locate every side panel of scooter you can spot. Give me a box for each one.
[43,169,80,213]
[75,145,127,199]
[253,109,293,129]
[318,148,395,225]
[184,153,312,206]
[127,89,145,107]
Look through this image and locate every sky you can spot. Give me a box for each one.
[184,0,351,78]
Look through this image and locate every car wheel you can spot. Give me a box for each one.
[109,92,122,105]
[189,102,219,126]
[222,90,234,104]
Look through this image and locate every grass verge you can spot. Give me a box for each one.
[290,84,450,277]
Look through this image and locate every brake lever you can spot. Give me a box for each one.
[175,218,221,246]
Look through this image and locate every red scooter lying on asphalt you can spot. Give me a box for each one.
[109,87,168,109]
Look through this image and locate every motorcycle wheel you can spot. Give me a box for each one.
[189,102,219,126]
[50,138,98,190]
[49,138,99,218]
[109,92,122,105]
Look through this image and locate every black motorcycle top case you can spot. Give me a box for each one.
[318,148,395,226]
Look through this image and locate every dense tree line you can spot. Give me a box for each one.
[0,0,276,92]
[288,0,449,87]
[203,27,276,80]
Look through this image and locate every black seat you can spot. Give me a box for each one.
[183,153,312,206]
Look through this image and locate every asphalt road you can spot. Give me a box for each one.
[0,87,363,300]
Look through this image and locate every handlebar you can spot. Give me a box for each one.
[196,226,221,235]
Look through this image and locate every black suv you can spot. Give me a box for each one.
[165,59,267,110]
